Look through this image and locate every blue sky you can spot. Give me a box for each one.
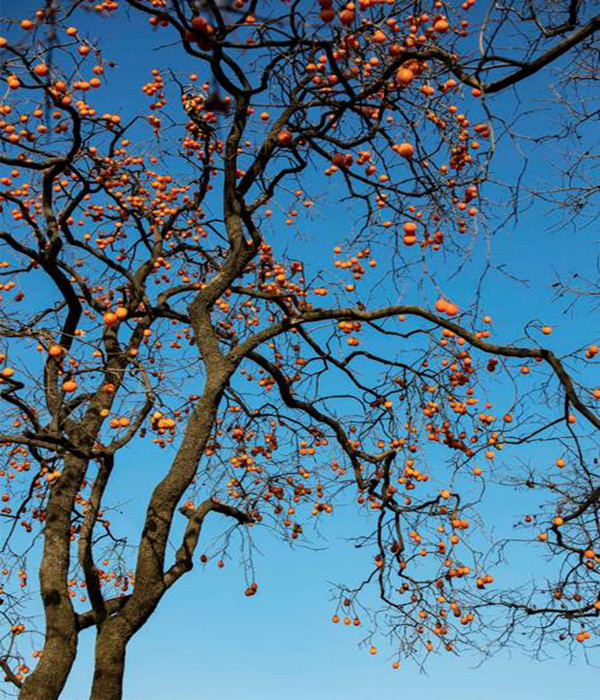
[1,1,599,698]
[62,535,599,700]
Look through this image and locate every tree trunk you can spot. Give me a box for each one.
[19,456,87,700]
[18,629,78,700]
[89,623,128,700]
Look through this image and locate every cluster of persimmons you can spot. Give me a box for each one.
[0,0,596,684]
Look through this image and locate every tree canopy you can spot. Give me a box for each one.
[0,1,598,698]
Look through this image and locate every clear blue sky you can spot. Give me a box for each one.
[2,1,598,698]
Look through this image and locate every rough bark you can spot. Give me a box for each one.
[88,622,128,700]
[19,457,87,700]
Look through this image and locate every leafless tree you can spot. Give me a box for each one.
[0,1,596,698]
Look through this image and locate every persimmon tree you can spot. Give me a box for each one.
[0,0,598,698]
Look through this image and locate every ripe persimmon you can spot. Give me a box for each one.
[277,130,293,146]
[103,312,118,326]
[33,63,49,77]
